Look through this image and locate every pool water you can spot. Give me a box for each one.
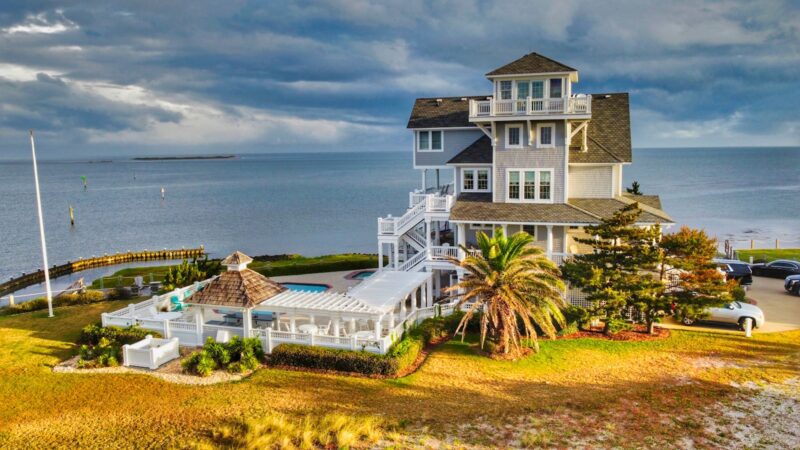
[352,270,375,280]
[280,283,329,293]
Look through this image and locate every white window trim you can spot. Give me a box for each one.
[505,124,523,149]
[461,168,492,193]
[417,130,444,152]
[505,168,555,204]
[536,122,556,149]
[469,223,494,231]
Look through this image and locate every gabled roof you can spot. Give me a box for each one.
[407,96,485,129]
[486,52,577,77]
[568,197,673,223]
[448,135,492,164]
[569,93,632,163]
[187,269,286,308]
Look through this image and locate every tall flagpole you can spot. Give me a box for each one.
[30,130,54,317]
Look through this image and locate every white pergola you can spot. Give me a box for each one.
[256,270,433,340]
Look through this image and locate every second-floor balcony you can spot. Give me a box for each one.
[469,95,591,119]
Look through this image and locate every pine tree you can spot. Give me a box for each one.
[626,180,643,195]
[561,203,662,334]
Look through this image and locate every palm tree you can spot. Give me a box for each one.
[445,229,566,358]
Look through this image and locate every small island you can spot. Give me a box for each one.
[132,155,236,161]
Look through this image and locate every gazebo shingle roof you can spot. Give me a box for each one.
[188,252,285,308]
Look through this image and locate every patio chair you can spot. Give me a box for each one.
[317,320,332,335]
[170,296,185,311]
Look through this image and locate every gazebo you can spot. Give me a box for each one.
[185,251,286,342]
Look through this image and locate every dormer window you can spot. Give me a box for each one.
[418,130,443,151]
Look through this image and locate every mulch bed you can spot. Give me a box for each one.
[559,325,671,341]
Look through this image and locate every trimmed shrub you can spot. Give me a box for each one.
[270,315,454,376]
[79,324,157,346]
[561,305,591,333]
[77,337,120,368]
[605,317,633,334]
[0,289,108,316]
[182,350,217,377]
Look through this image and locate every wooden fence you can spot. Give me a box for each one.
[0,247,205,297]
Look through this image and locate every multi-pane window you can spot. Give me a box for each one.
[508,171,520,200]
[417,130,442,151]
[463,170,474,190]
[463,168,490,192]
[477,170,489,190]
[506,124,522,148]
[507,169,553,203]
[524,171,536,200]
[500,80,512,100]
[539,171,551,200]
[531,80,544,98]
[549,78,562,98]
[536,123,555,148]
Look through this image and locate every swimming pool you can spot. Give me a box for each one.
[280,282,330,293]
[349,270,375,280]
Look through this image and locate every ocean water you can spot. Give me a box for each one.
[1,148,798,283]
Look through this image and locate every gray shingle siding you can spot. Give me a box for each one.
[493,121,566,203]
[414,129,484,167]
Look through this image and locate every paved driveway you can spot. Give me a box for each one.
[661,276,800,334]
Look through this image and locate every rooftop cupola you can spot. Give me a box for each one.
[221,250,254,271]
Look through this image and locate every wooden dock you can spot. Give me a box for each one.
[0,247,205,297]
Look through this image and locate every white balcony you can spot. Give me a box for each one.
[378,193,454,236]
[469,95,591,119]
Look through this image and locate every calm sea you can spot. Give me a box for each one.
[1,148,798,283]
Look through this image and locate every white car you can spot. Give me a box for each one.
[681,302,765,329]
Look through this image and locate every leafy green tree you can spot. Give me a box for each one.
[561,203,662,334]
[446,229,566,358]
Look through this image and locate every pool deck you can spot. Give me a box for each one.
[271,270,371,294]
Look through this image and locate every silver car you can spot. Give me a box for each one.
[681,302,765,329]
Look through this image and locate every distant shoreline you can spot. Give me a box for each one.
[132,155,236,161]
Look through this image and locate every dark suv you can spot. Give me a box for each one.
[750,260,800,279]
[713,259,753,286]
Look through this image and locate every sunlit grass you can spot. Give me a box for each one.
[737,248,800,262]
[0,301,797,448]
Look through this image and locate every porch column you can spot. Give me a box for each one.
[502,224,508,236]
[242,307,252,338]
[333,317,340,337]
[426,279,434,306]
[457,223,466,260]
[434,222,440,246]
[425,218,432,258]
[378,243,384,269]
[400,296,407,315]
[421,169,427,192]
[411,289,418,312]
[433,271,441,297]
[546,225,554,260]
[374,315,383,338]
[349,317,357,333]
[394,241,400,269]
[289,315,297,333]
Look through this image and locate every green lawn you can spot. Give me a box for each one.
[90,253,382,288]
[736,248,800,263]
[1,302,798,448]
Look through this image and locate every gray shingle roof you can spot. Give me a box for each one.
[407,96,485,129]
[486,52,577,76]
[569,93,632,163]
[187,269,287,308]
[448,136,493,164]
[450,194,672,224]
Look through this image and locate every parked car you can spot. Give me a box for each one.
[681,301,765,329]
[785,274,800,295]
[750,260,800,279]
[713,259,753,286]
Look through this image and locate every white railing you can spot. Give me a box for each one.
[550,253,573,266]
[430,245,458,260]
[397,251,427,272]
[378,193,454,236]
[470,95,591,117]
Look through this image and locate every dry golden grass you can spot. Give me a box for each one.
[0,301,798,448]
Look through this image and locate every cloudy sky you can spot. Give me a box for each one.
[0,0,798,158]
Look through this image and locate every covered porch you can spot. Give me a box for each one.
[453,221,574,265]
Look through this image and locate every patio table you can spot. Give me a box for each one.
[298,324,319,334]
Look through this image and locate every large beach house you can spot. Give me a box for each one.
[377,52,673,301]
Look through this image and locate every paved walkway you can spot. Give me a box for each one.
[661,276,800,334]
[271,270,372,294]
